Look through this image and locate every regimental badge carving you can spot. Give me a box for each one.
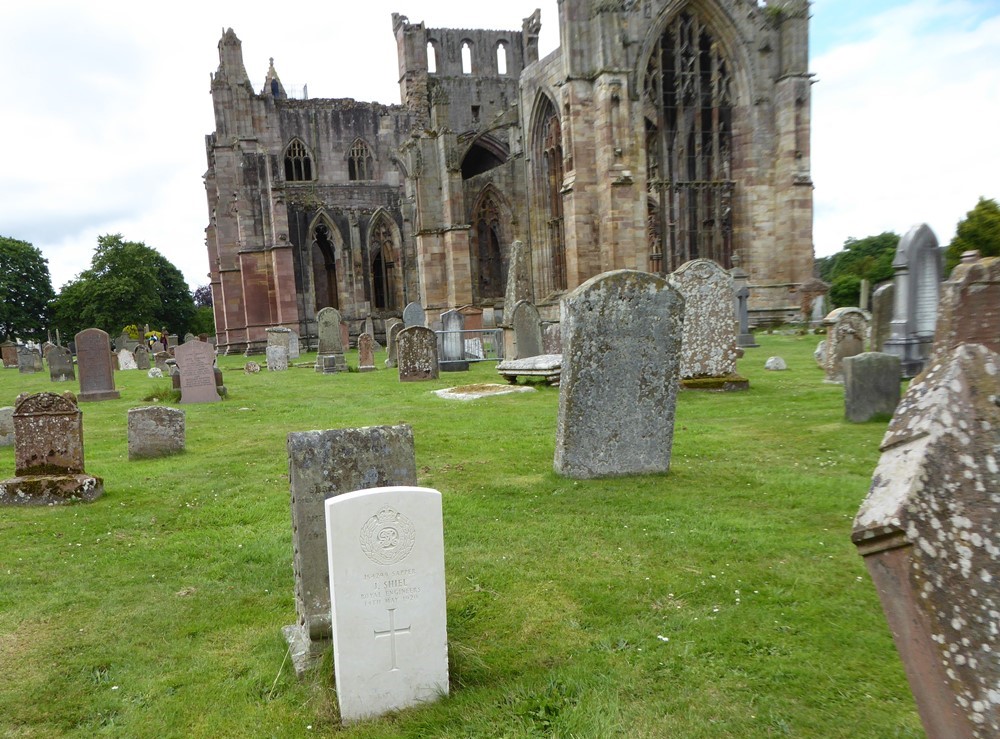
[360,507,416,565]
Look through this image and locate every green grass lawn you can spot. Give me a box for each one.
[0,334,922,738]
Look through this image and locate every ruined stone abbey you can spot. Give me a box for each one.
[204,0,813,353]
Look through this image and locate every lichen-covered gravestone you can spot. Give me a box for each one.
[555,269,684,479]
[0,393,103,505]
[314,307,347,374]
[128,406,185,460]
[930,256,1000,364]
[823,308,869,383]
[396,326,439,382]
[843,352,900,423]
[284,424,417,677]
[173,340,220,404]
[75,328,120,401]
[266,345,288,372]
[668,259,744,389]
[47,346,75,382]
[325,485,449,724]
[118,348,138,371]
[511,300,544,359]
[852,344,1000,738]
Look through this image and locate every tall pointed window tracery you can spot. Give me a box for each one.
[471,190,507,301]
[370,216,397,311]
[311,221,339,310]
[284,139,313,181]
[348,139,374,181]
[644,11,734,271]
[542,110,567,291]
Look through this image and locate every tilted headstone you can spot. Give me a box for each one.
[555,270,684,479]
[118,348,138,371]
[1,341,17,368]
[822,308,870,383]
[0,392,103,505]
[75,329,120,401]
[402,301,425,328]
[133,346,150,370]
[438,309,468,372]
[173,340,220,404]
[870,283,894,353]
[852,344,1000,738]
[930,255,1000,364]
[266,345,289,372]
[358,333,376,372]
[17,347,42,374]
[284,424,417,676]
[325,485,448,723]
[502,240,531,326]
[0,406,13,447]
[884,224,943,377]
[385,320,404,368]
[843,352,901,423]
[128,406,185,460]
[511,301,544,359]
[47,346,74,382]
[396,326,439,382]
[314,307,347,374]
[668,259,740,382]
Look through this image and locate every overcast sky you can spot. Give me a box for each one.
[1,0,997,292]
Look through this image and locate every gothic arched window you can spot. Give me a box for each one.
[284,139,313,181]
[370,216,397,311]
[348,139,374,181]
[644,11,734,271]
[542,110,567,291]
[472,190,507,301]
[311,221,339,311]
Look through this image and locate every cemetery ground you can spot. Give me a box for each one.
[0,336,922,738]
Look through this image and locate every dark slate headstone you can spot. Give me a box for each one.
[843,352,901,423]
[397,326,439,382]
[852,344,1000,738]
[315,307,347,374]
[439,309,468,372]
[47,346,74,382]
[870,282,894,353]
[511,300,544,359]
[884,224,943,377]
[174,340,219,404]
[128,406,185,460]
[284,424,417,676]
[555,270,684,479]
[0,393,103,505]
[75,329,120,401]
[358,333,376,372]
[402,301,425,328]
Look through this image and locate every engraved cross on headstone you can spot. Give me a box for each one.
[373,608,411,672]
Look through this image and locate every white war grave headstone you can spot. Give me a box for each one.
[326,485,448,724]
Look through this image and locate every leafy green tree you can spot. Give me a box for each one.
[0,236,55,342]
[51,234,196,338]
[945,197,1000,273]
[816,231,899,308]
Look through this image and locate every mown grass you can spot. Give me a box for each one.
[0,334,921,738]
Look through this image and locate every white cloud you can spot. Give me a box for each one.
[812,0,1000,256]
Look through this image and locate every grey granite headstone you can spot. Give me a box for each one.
[884,224,943,377]
[843,352,901,422]
[174,341,219,404]
[397,326,439,382]
[47,346,75,382]
[0,407,13,447]
[402,302,425,328]
[75,329,120,401]
[266,345,289,372]
[128,406,185,460]
[284,424,417,677]
[870,283,894,353]
[439,309,468,372]
[555,269,684,479]
[668,259,739,380]
[823,309,870,383]
[358,333,376,372]
[315,307,347,374]
[852,344,1000,738]
[511,301,544,359]
[0,393,103,505]
[385,320,404,368]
